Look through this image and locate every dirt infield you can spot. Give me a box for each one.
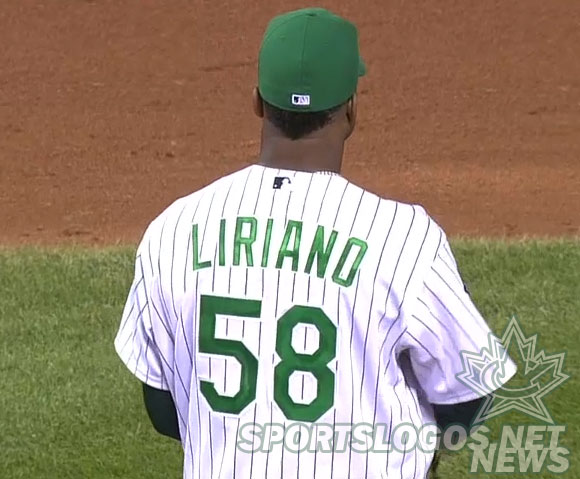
[1,0,579,245]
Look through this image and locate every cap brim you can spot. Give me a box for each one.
[358,58,367,77]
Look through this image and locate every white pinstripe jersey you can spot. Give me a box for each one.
[115,164,516,479]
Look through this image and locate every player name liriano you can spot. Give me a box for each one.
[192,216,368,287]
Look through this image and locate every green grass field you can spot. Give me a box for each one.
[0,240,578,478]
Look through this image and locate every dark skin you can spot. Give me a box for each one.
[142,89,491,472]
[252,87,357,174]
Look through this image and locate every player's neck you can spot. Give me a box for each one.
[258,135,344,174]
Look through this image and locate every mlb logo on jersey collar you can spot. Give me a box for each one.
[291,94,310,106]
[273,176,292,190]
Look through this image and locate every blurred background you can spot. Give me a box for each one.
[1,0,579,244]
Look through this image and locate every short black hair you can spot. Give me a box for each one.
[263,101,342,141]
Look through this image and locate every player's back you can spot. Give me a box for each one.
[121,164,446,479]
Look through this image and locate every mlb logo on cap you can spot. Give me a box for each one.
[291,94,311,106]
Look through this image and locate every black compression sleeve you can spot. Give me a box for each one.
[142,383,181,441]
[432,395,488,432]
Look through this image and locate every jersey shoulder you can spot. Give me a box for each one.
[135,166,252,263]
[354,183,446,241]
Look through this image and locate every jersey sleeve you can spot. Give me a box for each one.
[401,235,517,405]
[114,234,174,391]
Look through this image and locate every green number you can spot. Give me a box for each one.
[274,306,337,422]
[198,295,261,414]
[198,296,337,422]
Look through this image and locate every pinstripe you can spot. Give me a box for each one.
[264,396,275,476]
[222,170,252,380]
[147,297,176,376]
[423,283,480,349]
[348,195,382,478]
[147,305,188,427]
[393,380,406,479]
[155,275,176,342]
[411,313,437,338]
[147,231,177,344]
[117,287,138,334]
[249,404,258,479]
[300,174,315,219]
[143,338,151,384]
[404,331,445,373]
[329,409,336,479]
[280,422,286,479]
[218,417,227,478]
[189,272,202,476]
[222,177,235,216]
[237,168,254,214]
[265,269,281,478]
[142,248,196,469]
[437,252,462,283]
[250,269,263,475]
[371,213,428,477]
[329,281,343,478]
[346,271,363,478]
[269,169,281,217]
[433,229,443,261]
[208,411,214,478]
[364,317,406,478]
[378,214,430,377]
[363,195,381,239]
[211,178,235,290]
[312,423,318,479]
[405,382,423,478]
[170,202,189,317]
[193,192,219,387]
[253,166,267,214]
[359,203,400,402]
[124,301,148,366]
[384,402,394,473]
[442,240,456,266]
[348,189,365,235]
[233,417,241,479]
[316,175,333,222]
[332,180,349,226]
[223,265,233,389]
[177,194,207,372]
[416,297,456,339]
[118,299,148,354]
[378,211,430,331]
[431,265,478,323]
[284,171,298,224]
[279,177,296,479]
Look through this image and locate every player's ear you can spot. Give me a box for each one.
[345,93,357,139]
[253,87,264,119]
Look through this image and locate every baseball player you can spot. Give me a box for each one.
[115,7,516,479]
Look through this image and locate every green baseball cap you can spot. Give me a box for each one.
[258,8,366,113]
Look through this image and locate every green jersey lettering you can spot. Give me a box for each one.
[233,217,258,267]
[332,237,368,287]
[218,218,226,266]
[261,218,274,268]
[275,220,303,272]
[192,224,212,270]
[304,225,339,278]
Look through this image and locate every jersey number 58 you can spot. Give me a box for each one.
[199,294,337,423]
